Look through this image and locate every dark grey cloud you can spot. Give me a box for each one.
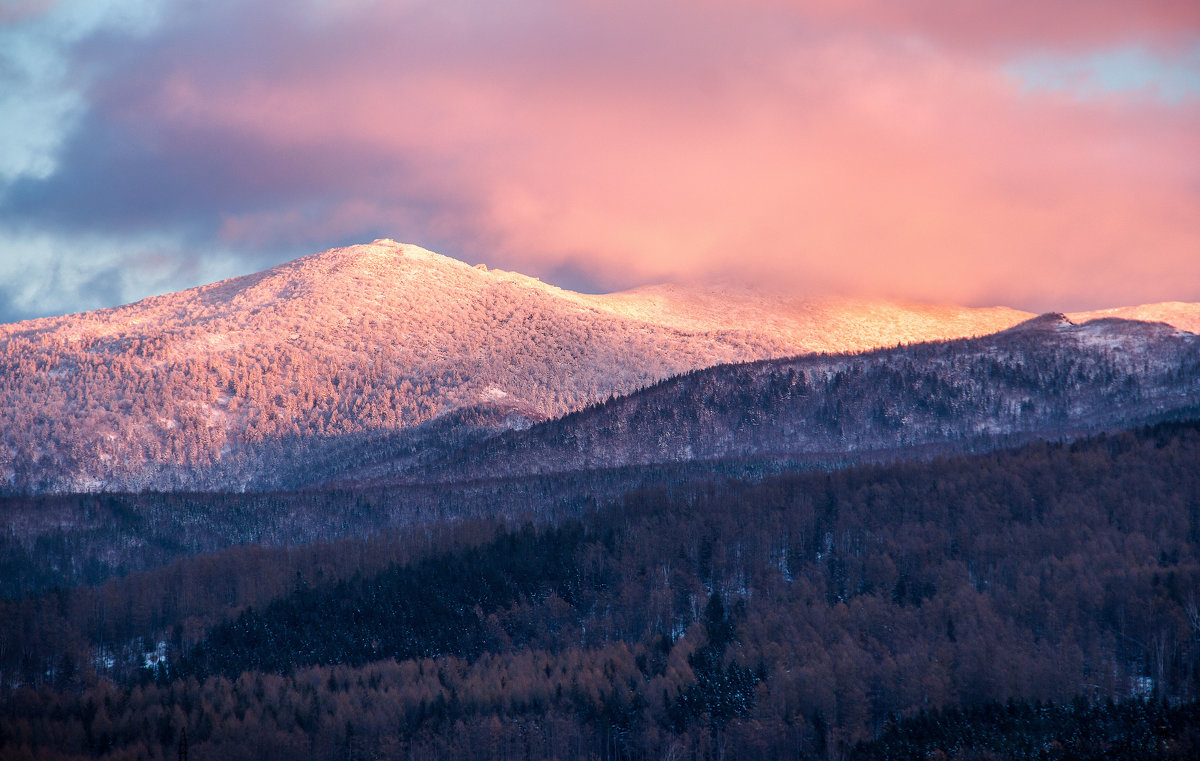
[74,264,126,312]
[1,112,411,235]
[0,283,34,325]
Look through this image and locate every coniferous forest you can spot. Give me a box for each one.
[2,419,1199,759]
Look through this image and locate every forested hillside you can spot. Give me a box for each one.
[3,420,1198,760]
[356,313,1200,486]
[8,312,1199,597]
[0,240,1036,495]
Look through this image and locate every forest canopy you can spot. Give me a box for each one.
[2,419,1199,759]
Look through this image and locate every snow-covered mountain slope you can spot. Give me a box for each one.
[0,239,1037,493]
[356,313,1200,486]
[2,239,1196,494]
[601,285,1036,355]
[1069,302,1200,335]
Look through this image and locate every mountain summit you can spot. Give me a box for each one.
[0,239,1193,493]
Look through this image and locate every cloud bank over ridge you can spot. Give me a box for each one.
[1,0,1198,320]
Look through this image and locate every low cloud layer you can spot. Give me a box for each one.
[1,0,1198,320]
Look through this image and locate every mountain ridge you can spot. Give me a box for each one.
[2,239,1198,494]
[345,312,1200,488]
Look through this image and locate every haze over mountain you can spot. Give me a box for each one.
[0,239,1196,494]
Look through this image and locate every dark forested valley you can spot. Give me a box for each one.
[3,419,1199,760]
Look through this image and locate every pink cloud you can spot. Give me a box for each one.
[26,0,1200,310]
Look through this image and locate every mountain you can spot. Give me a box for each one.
[582,283,1037,355]
[1070,301,1200,334]
[4,242,1200,761]
[0,239,1035,494]
[356,313,1200,486]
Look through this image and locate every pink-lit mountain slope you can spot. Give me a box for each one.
[599,285,1035,355]
[1069,303,1200,335]
[0,239,1180,493]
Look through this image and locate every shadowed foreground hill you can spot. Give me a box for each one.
[3,419,1199,760]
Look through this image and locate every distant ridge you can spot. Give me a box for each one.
[1070,302,1200,334]
[357,313,1200,487]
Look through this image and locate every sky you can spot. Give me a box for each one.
[1,0,1198,322]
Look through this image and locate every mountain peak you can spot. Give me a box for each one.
[996,311,1193,354]
[1001,312,1076,334]
[293,239,453,278]
[1036,312,1074,327]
